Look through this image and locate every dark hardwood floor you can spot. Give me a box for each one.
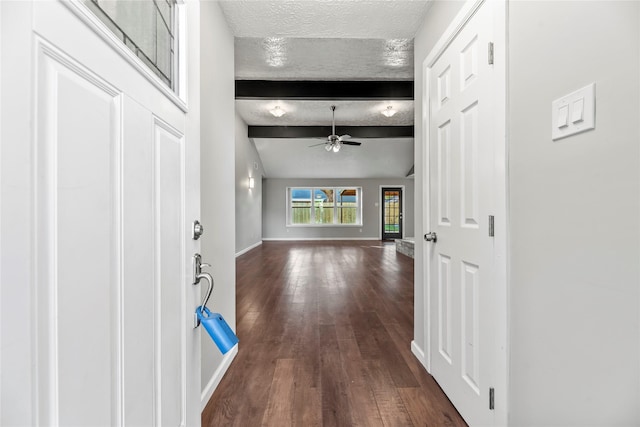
[202,240,466,427]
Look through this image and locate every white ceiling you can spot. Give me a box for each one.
[234,38,414,81]
[218,1,432,39]
[219,1,430,179]
[255,138,414,179]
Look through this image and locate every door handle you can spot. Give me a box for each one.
[193,253,215,327]
[193,253,211,284]
[424,232,437,242]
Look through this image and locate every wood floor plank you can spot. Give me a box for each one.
[261,359,296,426]
[347,385,384,427]
[319,324,353,427]
[292,385,322,427]
[365,359,414,427]
[337,337,387,426]
[202,241,467,427]
[337,338,366,386]
[398,387,467,427]
[362,311,419,388]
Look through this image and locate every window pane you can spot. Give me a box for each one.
[156,10,173,79]
[337,207,357,224]
[292,189,312,199]
[314,188,334,201]
[336,188,357,224]
[292,200,311,224]
[291,188,311,224]
[337,188,357,204]
[84,0,176,88]
[314,189,334,224]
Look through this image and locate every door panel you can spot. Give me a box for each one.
[437,121,451,226]
[36,40,123,426]
[427,2,495,425]
[123,98,155,426]
[155,118,186,426]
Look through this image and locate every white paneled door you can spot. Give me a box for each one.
[424,1,502,425]
[1,2,200,426]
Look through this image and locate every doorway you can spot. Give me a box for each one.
[381,187,403,240]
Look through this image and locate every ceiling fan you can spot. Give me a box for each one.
[310,105,363,153]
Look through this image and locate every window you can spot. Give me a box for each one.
[288,187,362,226]
[83,0,177,89]
[336,188,358,225]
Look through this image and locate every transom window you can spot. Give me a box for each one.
[288,187,362,226]
[84,0,177,90]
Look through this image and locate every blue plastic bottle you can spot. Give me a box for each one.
[196,306,239,354]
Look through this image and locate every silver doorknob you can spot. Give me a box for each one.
[424,232,437,242]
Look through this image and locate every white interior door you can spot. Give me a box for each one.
[1,1,200,425]
[425,2,497,425]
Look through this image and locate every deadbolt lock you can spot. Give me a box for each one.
[192,220,204,240]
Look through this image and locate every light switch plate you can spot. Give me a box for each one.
[551,83,595,141]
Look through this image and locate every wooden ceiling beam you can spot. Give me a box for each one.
[248,125,414,138]
[236,80,414,100]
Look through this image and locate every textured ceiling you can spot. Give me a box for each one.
[235,38,413,81]
[219,1,432,39]
[221,0,425,179]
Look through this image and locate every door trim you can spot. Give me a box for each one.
[378,185,405,240]
[419,0,508,424]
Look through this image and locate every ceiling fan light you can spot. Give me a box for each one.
[332,143,341,153]
[382,105,396,117]
[270,106,286,117]
[325,144,333,152]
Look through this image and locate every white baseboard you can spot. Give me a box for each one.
[261,237,380,241]
[235,240,262,258]
[200,344,238,412]
[411,340,429,372]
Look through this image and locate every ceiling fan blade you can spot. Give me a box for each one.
[339,134,352,140]
[342,141,362,146]
[308,142,328,147]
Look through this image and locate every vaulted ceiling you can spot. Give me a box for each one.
[218,1,432,179]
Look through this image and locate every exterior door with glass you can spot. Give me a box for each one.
[0,1,201,425]
[382,187,403,240]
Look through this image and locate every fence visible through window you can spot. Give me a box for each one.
[289,187,361,226]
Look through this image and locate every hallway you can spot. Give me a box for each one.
[202,241,466,426]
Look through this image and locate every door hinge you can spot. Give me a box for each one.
[488,215,495,237]
[488,42,494,65]
[489,387,495,410]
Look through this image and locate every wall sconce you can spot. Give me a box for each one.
[248,177,255,189]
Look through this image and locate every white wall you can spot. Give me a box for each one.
[412,0,466,366]
[508,2,640,424]
[263,178,414,240]
[200,1,236,409]
[235,115,264,255]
